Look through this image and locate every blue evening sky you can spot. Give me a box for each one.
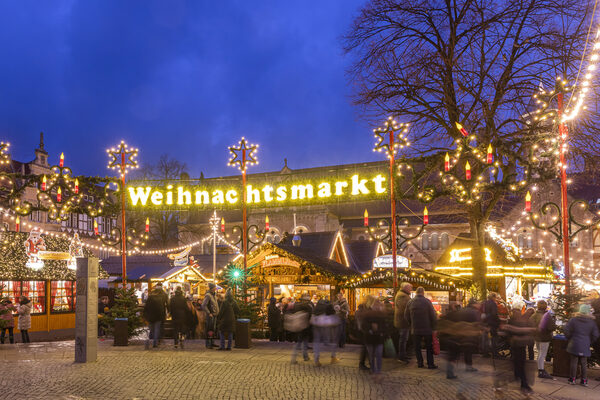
[0,1,381,178]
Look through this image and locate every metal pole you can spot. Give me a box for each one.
[242,150,248,271]
[557,92,571,294]
[120,153,127,287]
[390,130,398,294]
[212,211,217,282]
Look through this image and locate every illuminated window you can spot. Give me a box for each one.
[0,280,46,314]
[50,281,76,313]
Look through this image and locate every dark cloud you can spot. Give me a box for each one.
[0,0,378,177]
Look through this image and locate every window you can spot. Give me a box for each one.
[293,225,309,234]
[50,281,76,313]
[518,234,533,249]
[266,227,282,244]
[441,233,450,249]
[421,234,429,250]
[430,233,440,250]
[0,280,46,314]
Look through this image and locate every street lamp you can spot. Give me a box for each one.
[227,137,259,272]
[107,140,139,286]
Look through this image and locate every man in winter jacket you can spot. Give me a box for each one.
[529,300,555,379]
[169,287,188,348]
[144,285,169,348]
[334,292,350,348]
[394,282,412,362]
[482,292,501,357]
[202,282,220,348]
[405,287,437,369]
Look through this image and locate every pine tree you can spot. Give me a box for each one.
[100,288,144,338]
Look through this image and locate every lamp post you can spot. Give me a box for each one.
[371,117,411,294]
[228,137,258,271]
[107,141,139,286]
[209,210,220,282]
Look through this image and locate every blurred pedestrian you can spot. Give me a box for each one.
[289,294,312,364]
[217,288,240,350]
[529,300,555,379]
[502,302,535,394]
[440,300,481,379]
[565,304,599,386]
[482,292,501,358]
[17,296,32,343]
[267,297,282,341]
[355,300,370,371]
[202,283,220,349]
[405,287,437,369]
[312,298,340,366]
[169,287,188,348]
[0,298,16,344]
[523,308,535,360]
[362,297,387,377]
[143,285,169,348]
[394,282,412,363]
[334,292,349,348]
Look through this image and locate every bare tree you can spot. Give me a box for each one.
[344,0,598,295]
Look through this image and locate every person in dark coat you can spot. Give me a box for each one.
[290,294,313,363]
[404,287,437,369]
[362,297,387,376]
[169,287,188,348]
[482,292,500,357]
[355,301,370,371]
[394,282,412,362]
[217,289,240,350]
[502,302,535,394]
[592,298,600,381]
[565,304,600,386]
[529,300,555,379]
[267,297,282,342]
[202,282,220,348]
[144,285,169,348]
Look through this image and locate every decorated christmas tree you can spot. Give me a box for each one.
[100,288,144,338]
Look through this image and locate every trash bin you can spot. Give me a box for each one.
[235,318,251,349]
[552,335,570,377]
[114,318,129,346]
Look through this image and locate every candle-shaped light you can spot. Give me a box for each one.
[265,215,270,231]
[41,175,47,191]
[15,216,20,232]
[220,217,225,233]
[525,191,532,212]
[57,187,62,202]
[59,152,64,167]
[145,217,150,233]
[364,209,369,226]
[444,153,450,172]
[455,122,469,137]
[93,219,99,235]
[487,144,493,164]
[465,161,471,180]
[74,178,79,194]
[423,207,429,225]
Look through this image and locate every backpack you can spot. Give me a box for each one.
[284,311,309,332]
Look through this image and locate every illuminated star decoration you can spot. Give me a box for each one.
[228,137,259,172]
[0,142,10,165]
[107,141,139,177]
[372,116,410,159]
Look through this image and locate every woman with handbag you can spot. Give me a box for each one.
[312,298,340,366]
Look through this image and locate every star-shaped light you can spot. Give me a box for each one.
[373,116,410,159]
[107,141,139,177]
[0,142,10,165]
[228,137,258,172]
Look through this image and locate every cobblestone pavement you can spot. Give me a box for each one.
[0,339,597,400]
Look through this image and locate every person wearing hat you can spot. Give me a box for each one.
[17,296,32,343]
[565,304,600,386]
[202,282,220,349]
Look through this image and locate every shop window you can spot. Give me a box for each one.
[0,280,46,314]
[50,281,76,313]
[421,234,429,250]
[441,233,449,249]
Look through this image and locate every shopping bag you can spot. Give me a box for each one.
[432,331,441,355]
[383,337,396,358]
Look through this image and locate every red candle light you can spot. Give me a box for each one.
[221,217,225,233]
[455,122,469,137]
[15,216,20,232]
[487,144,493,164]
[93,220,99,235]
[465,161,471,180]
[74,178,79,194]
[444,153,450,172]
[59,152,64,167]
[145,217,150,233]
[423,207,429,225]
[57,187,62,202]
[525,191,532,212]
[265,215,270,231]
[41,175,47,191]
[363,209,369,227]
